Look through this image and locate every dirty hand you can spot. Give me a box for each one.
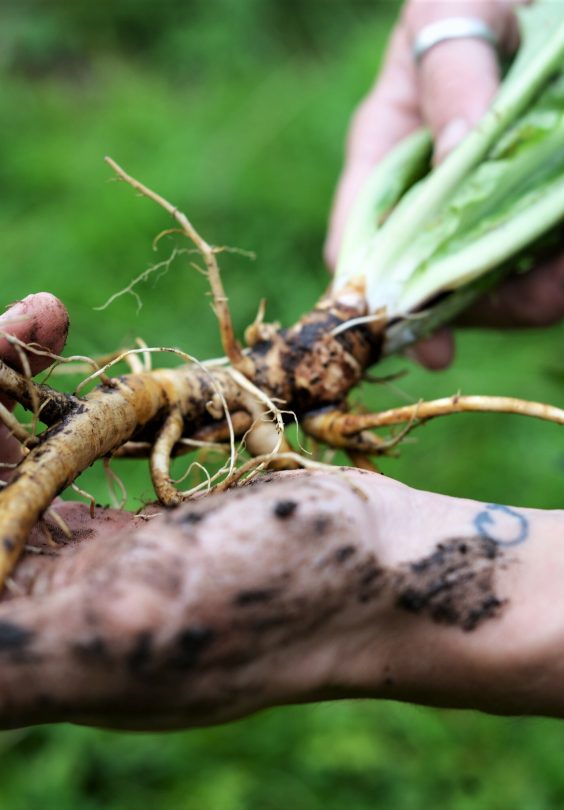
[326,0,564,369]
[0,296,398,730]
[0,461,562,729]
[0,296,563,729]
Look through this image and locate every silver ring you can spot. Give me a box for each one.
[413,17,500,64]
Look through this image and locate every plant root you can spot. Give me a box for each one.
[150,406,185,506]
[0,160,561,594]
[0,402,38,448]
[323,395,564,436]
[105,157,251,374]
[71,483,97,518]
[346,451,380,473]
[303,409,399,454]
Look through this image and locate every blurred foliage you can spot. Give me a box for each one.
[0,0,563,807]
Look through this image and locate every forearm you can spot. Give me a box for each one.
[0,469,562,729]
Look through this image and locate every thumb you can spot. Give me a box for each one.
[0,293,69,470]
[0,293,69,380]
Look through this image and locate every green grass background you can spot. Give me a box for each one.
[0,1,563,807]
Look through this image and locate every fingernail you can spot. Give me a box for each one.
[0,301,24,322]
[435,118,470,163]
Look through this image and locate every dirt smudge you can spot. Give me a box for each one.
[394,537,504,631]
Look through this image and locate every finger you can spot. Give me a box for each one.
[459,254,564,329]
[0,293,69,470]
[404,0,520,162]
[408,327,456,370]
[0,292,69,379]
[325,25,421,269]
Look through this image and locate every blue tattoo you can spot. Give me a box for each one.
[473,504,529,547]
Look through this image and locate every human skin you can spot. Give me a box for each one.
[326,0,564,369]
[0,294,562,730]
[0,293,68,472]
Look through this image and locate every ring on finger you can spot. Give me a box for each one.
[412,17,500,64]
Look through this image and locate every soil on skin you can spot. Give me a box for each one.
[395,536,504,631]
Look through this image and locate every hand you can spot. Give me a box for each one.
[1,462,563,728]
[326,0,564,369]
[0,301,394,729]
[0,468,401,730]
